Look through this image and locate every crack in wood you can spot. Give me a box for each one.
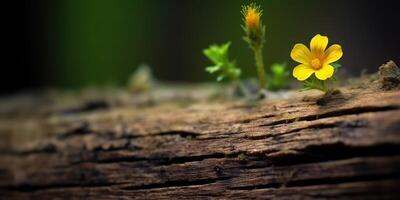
[262,106,399,127]
[268,143,400,166]
[0,182,117,193]
[56,122,92,139]
[92,152,235,166]
[246,123,340,140]
[228,175,400,191]
[60,99,110,115]
[120,177,231,191]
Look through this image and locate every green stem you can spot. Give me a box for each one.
[321,79,327,92]
[253,46,267,89]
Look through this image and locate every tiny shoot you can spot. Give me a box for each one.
[203,42,241,82]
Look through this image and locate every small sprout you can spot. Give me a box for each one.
[267,63,291,91]
[290,34,344,92]
[242,3,267,89]
[203,42,241,82]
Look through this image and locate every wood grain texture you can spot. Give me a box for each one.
[0,77,399,199]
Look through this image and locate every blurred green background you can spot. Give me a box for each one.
[7,0,400,92]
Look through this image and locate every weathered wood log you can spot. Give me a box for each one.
[0,64,400,199]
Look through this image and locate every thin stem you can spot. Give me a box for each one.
[253,46,267,89]
[321,79,327,92]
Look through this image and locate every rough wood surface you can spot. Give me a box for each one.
[0,70,400,199]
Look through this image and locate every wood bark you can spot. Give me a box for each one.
[0,72,400,199]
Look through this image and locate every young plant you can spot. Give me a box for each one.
[267,63,291,91]
[203,42,241,82]
[290,34,343,92]
[242,3,267,89]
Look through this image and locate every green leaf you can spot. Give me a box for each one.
[267,62,290,91]
[205,64,222,74]
[217,75,225,82]
[231,68,242,77]
[203,42,241,82]
[301,75,328,92]
[203,48,221,64]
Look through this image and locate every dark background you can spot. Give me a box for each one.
[3,0,399,94]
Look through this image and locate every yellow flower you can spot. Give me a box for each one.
[291,34,343,81]
[242,4,262,32]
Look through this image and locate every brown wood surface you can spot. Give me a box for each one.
[0,68,400,199]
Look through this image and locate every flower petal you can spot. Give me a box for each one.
[310,34,328,54]
[324,44,343,65]
[315,65,334,80]
[290,44,311,65]
[293,64,315,81]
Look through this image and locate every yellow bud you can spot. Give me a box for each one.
[245,8,260,30]
[242,4,262,32]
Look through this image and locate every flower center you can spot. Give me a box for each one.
[311,58,322,70]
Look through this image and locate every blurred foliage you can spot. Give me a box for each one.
[56,0,156,88]
[203,42,241,82]
[267,63,290,91]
